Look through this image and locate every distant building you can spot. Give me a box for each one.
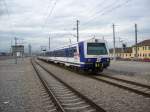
[11,45,24,57]
[0,52,8,56]
[109,39,150,60]
[132,39,150,59]
[109,47,132,59]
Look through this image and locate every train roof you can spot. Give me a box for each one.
[47,38,107,52]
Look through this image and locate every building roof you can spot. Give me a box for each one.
[109,47,132,53]
[12,45,24,47]
[133,39,150,47]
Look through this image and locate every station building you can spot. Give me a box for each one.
[109,39,150,60]
[11,45,24,57]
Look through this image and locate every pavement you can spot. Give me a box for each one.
[0,58,48,112]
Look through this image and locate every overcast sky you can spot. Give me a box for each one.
[0,0,150,52]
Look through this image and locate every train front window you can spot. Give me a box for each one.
[87,43,107,55]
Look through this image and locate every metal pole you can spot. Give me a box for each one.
[10,40,12,56]
[102,36,104,40]
[77,20,79,42]
[49,36,50,50]
[135,24,138,58]
[69,38,72,44]
[113,24,116,60]
[14,37,17,64]
[28,44,32,57]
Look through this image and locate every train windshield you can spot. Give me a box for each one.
[87,43,107,55]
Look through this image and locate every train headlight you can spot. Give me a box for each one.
[97,58,101,62]
[107,58,110,61]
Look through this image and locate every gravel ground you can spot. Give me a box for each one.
[103,60,150,85]
[37,59,150,112]
[103,70,150,86]
[107,60,150,76]
[108,60,150,75]
[0,58,52,112]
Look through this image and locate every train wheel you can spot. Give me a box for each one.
[99,67,103,72]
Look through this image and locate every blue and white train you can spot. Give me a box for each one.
[39,38,110,73]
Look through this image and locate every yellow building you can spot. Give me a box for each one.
[109,39,150,60]
[132,39,150,59]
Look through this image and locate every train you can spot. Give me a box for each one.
[38,38,110,73]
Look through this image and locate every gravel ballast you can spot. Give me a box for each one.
[38,59,150,112]
[105,60,150,84]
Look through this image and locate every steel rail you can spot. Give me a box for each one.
[31,59,66,112]
[91,76,150,98]
[38,59,150,98]
[100,74,150,89]
[35,59,106,112]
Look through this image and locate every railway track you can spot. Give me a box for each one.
[31,59,106,112]
[38,59,150,98]
[94,75,150,98]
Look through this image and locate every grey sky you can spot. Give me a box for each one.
[0,0,150,52]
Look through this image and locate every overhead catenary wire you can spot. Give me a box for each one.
[41,0,54,27]
[1,0,13,32]
[42,0,59,28]
[83,0,119,21]
[1,0,10,17]
[81,0,132,28]
[41,0,132,50]
[40,0,59,51]
[1,0,15,51]
[81,0,107,17]
[42,0,110,41]
[43,0,108,36]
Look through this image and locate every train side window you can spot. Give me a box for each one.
[68,48,71,57]
[79,46,81,53]
[73,47,77,52]
[70,48,74,57]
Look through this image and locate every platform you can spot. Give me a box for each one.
[0,58,46,112]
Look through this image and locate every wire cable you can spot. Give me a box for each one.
[42,0,59,28]
[81,0,132,28]
[1,0,14,36]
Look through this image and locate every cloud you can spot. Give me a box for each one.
[0,0,150,52]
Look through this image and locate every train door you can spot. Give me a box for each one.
[78,42,85,62]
